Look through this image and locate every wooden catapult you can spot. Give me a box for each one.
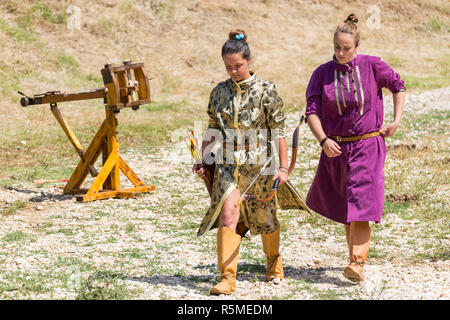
[19,60,156,202]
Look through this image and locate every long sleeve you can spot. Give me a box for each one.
[263,82,286,140]
[206,90,220,130]
[305,68,323,118]
[372,57,406,93]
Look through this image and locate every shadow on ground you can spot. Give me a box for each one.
[125,262,355,296]
[3,186,74,202]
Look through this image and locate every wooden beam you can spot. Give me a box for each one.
[84,147,119,200]
[64,119,110,193]
[118,156,145,187]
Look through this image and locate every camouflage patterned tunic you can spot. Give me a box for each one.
[197,73,287,237]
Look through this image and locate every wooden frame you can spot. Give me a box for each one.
[21,61,156,202]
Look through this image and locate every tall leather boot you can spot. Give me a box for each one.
[210,226,241,295]
[261,227,284,284]
[344,224,350,250]
[344,221,371,282]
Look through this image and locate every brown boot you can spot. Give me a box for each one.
[261,227,284,284]
[210,226,241,295]
[344,224,350,250]
[344,222,371,282]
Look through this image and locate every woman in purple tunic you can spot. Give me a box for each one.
[305,14,406,281]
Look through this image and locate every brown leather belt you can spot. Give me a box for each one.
[329,131,380,142]
[222,142,261,151]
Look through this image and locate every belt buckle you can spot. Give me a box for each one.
[336,136,342,142]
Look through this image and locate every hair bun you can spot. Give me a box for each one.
[229,29,247,41]
[345,14,358,25]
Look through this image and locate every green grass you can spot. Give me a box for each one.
[56,228,77,236]
[316,288,351,300]
[383,199,411,216]
[414,243,450,261]
[143,101,182,113]
[428,16,446,32]
[119,248,146,259]
[31,2,67,25]
[56,53,79,72]
[2,231,32,243]
[125,223,136,234]
[120,1,134,13]
[119,118,190,150]
[384,53,403,69]
[1,271,52,296]
[0,162,74,187]
[75,270,138,300]
[0,63,35,99]
[0,18,39,47]
[0,200,27,216]
[402,75,450,90]
[106,236,118,244]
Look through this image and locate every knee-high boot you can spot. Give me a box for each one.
[344,222,371,282]
[210,226,241,295]
[261,227,284,283]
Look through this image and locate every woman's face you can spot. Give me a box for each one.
[334,32,359,64]
[223,53,251,82]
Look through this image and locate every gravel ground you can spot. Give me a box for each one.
[0,87,448,300]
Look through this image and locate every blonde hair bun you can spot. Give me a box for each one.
[335,14,360,46]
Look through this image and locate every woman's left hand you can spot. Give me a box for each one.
[273,169,289,186]
[380,121,400,137]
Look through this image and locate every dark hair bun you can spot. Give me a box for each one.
[345,14,358,25]
[229,29,247,41]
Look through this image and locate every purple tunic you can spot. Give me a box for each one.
[305,54,405,224]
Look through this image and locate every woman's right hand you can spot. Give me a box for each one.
[192,164,205,179]
[322,139,342,157]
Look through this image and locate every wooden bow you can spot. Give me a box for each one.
[235,115,305,207]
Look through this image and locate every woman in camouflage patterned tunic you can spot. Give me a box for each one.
[194,30,289,295]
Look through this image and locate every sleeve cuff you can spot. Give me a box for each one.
[271,128,287,140]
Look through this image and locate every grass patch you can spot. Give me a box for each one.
[56,53,79,72]
[0,63,36,99]
[0,200,27,216]
[428,16,446,32]
[53,53,104,88]
[119,248,146,259]
[31,2,67,24]
[402,75,450,91]
[120,1,134,13]
[383,199,410,216]
[0,163,74,187]
[1,271,52,296]
[125,223,136,234]
[143,101,182,113]
[0,17,39,47]
[414,243,449,261]
[75,270,137,300]
[95,18,117,37]
[315,288,350,300]
[56,228,76,236]
[119,118,190,150]
[106,236,117,244]
[2,230,32,243]
[368,246,389,260]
